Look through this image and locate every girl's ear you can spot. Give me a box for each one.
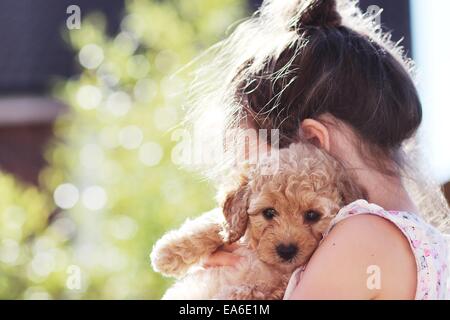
[300,119,331,151]
[222,178,250,244]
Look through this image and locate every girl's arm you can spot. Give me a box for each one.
[288,214,417,300]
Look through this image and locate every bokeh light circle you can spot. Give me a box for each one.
[82,186,108,211]
[79,44,104,69]
[139,142,163,166]
[53,184,80,209]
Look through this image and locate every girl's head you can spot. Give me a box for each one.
[236,16,421,172]
[186,0,421,179]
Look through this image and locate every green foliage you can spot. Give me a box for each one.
[0,0,245,299]
[0,173,57,299]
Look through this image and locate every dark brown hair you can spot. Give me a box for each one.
[235,0,422,170]
[185,0,449,231]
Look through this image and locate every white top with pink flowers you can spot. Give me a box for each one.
[283,199,449,300]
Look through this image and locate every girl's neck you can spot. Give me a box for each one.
[328,127,419,214]
[352,165,419,214]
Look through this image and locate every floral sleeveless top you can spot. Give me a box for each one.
[284,200,450,300]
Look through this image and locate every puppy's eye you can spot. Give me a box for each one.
[262,208,277,220]
[304,210,321,223]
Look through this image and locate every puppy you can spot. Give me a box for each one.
[151,142,363,299]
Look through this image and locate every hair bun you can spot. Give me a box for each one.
[297,0,342,29]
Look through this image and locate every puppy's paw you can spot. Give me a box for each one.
[150,236,195,278]
[151,209,226,277]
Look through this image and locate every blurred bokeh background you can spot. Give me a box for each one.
[0,0,448,299]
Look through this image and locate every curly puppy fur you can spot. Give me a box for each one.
[151,142,364,299]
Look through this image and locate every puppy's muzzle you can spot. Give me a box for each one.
[276,243,298,261]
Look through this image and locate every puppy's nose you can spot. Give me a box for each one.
[276,243,298,261]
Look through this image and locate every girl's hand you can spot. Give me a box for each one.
[203,243,242,268]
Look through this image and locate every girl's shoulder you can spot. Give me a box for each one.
[285,205,417,299]
[326,199,450,300]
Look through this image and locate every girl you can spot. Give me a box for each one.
[186,0,450,299]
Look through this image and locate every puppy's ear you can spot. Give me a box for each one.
[337,173,367,205]
[222,177,250,244]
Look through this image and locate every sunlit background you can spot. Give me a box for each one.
[0,0,448,299]
[411,0,450,184]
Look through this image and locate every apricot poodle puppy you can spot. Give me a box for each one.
[151,142,363,299]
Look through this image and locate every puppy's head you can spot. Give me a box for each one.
[222,143,364,272]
